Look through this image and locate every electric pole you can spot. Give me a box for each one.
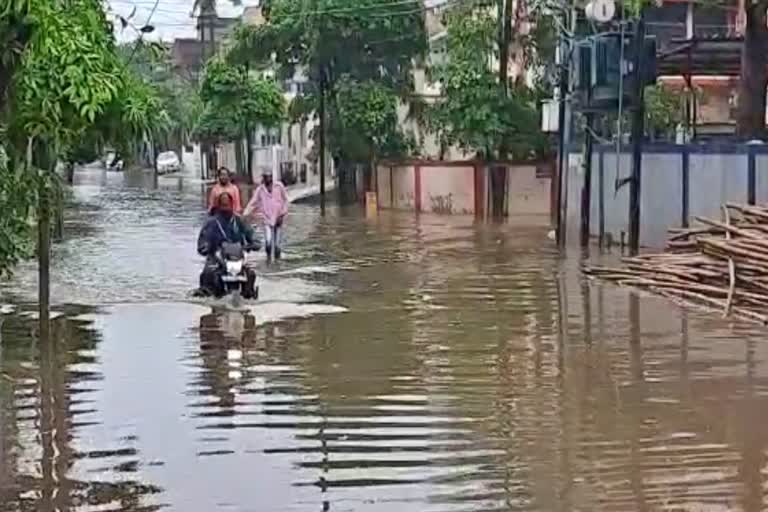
[628,15,646,255]
[556,2,572,249]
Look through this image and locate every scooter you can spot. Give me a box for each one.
[218,242,259,300]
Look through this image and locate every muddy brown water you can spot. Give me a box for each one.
[0,166,766,511]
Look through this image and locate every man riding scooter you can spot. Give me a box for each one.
[195,192,259,299]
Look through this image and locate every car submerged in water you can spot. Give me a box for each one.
[156,151,181,174]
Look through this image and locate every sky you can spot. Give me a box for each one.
[109,0,447,43]
[109,0,261,42]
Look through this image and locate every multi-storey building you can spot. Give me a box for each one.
[648,0,742,137]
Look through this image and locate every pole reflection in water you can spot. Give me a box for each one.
[627,292,648,512]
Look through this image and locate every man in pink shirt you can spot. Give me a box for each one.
[243,169,289,261]
[208,167,242,214]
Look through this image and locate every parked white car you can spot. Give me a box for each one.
[156,151,181,174]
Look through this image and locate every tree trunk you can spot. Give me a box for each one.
[490,164,507,218]
[234,137,245,178]
[737,2,768,139]
[246,127,254,183]
[38,176,51,339]
[65,162,75,185]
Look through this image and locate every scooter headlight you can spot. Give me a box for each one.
[226,260,243,274]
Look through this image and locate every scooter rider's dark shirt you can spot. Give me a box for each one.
[197,211,256,258]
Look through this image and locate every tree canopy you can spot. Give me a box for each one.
[228,0,428,165]
[428,6,548,160]
[334,78,413,163]
[194,58,285,145]
[0,0,169,276]
[230,0,427,88]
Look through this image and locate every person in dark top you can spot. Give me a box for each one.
[196,192,259,298]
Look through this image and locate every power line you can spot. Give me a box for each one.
[125,0,162,64]
[135,5,441,27]
[296,0,426,16]
[113,0,441,17]
[108,4,192,15]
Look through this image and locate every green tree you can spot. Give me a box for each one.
[334,78,411,184]
[75,67,171,168]
[644,83,684,140]
[428,8,545,160]
[194,58,285,176]
[7,0,120,158]
[228,0,428,179]
[0,0,149,282]
[116,40,202,155]
[0,137,35,275]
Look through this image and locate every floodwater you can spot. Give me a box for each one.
[0,166,766,512]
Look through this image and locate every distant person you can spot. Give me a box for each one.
[208,167,242,214]
[196,192,258,298]
[243,169,288,261]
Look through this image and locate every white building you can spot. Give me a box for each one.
[399,1,537,161]
[241,6,335,188]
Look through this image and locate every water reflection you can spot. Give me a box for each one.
[1,166,768,511]
[3,263,768,511]
[0,310,164,512]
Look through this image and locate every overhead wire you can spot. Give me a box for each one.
[107,0,455,31]
[124,0,161,64]
[109,0,467,20]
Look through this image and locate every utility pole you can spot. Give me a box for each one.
[580,110,595,248]
[492,0,514,218]
[580,26,595,249]
[628,15,646,255]
[319,68,326,214]
[556,4,572,249]
[197,3,216,178]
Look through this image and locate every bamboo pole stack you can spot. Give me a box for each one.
[584,203,768,324]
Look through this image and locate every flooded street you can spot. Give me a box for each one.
[1,166,767,511]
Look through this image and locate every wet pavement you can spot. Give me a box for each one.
[0,166,767,511]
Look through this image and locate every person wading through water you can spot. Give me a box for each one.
[243,169,288,261]
[208,167,242,214]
